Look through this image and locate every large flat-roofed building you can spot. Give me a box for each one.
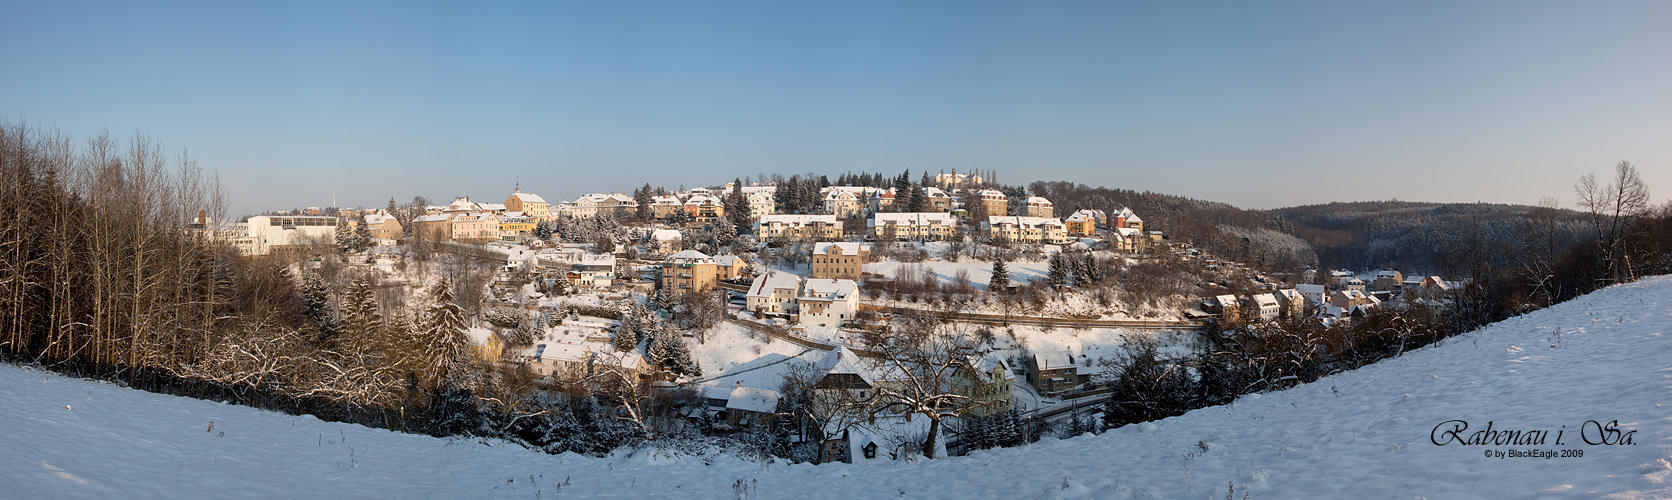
[243,215,340,255]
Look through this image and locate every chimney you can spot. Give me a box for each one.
[197,210,206,224]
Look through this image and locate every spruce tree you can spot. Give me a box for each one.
[335,221,354,252]
[1047,255,1069,287]
[635,183,653,219]
[645,323,671,367]
[989,258,1010,293]
[341,277,384,343]
[419,280,469,389]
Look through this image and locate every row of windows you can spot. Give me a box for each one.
[268,217,338,227]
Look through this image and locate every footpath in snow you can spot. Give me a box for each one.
[3,277,1671,499]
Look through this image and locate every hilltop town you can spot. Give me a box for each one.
[209,169,1476,461]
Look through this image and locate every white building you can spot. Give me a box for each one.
[650,229,683,254]
[746,270,803,315]
[568,193,635,218]
[797,278,859,327]
[822,189,865,218]
[242,215,340,255]
[868,212,958,241]
[1251,293,1281,322]
[982,216,1068,244]
[746,192,776,220]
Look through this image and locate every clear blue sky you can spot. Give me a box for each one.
[3,1,1669,216]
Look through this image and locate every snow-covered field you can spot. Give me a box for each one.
[4,276,1672,499]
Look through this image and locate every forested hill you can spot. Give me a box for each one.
[1028,181,1317,272]
[1270,200,1589,275]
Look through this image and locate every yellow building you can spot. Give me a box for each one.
[505,189,551,219]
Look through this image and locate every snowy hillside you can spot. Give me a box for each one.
[5,277,1672,499]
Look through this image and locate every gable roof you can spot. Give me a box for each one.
[800,279,857,301]
[509,191,547,204]
[748,270,803,298]
[726,387,781,414]
[812,242,870,256]
[812,345,876,387]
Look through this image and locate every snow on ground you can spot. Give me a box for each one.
[987,325,1200,373]
[688,321,816,389]
[864,259,1049,290]
[5,276,1672,499]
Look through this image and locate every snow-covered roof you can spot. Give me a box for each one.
[812,242,870,256]
[477,203,507,211]
[703,386,733,402]
[464,328,498,348]
[667,249,713,264]
[1215,294,1239,307]
[1065,209,1102,223]
[746,192,774,202]
[651,229,683,241]
[758,214,837,226]
[412,214,453,223]
[577,193,633,204]
[985,216,1063,228]
[748,270,802,298]
[812,346,876,387]
[508,191,547,204]
[824,190,858,201]
[725,387,780,414]
[684,194,722,205]
[714,254,747,267]
[1276,289,1304,300]
[922,187,949,198]
[1033,350,1084,372]
[800,279,857,301]
[451,213,497,223]
[1122,212,1143,223]
[1253,294,1281,308]
[652,195,682,205]
[870,212,955,227]
[526,342,592,363]
[1024,196,1052,206]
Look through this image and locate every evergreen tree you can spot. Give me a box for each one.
[907,184,926,212]
[341,277,384,343]
[634,183,653,219]
[1047,254,1069,287]
[645,325,671,367]
[549,272,571,296]
[508,311,540,346]
[418,280,470,389]
[989,258,1010,293]
[299,273,337,341]
[616,305,642,352]
[354,218,371,247]
[714,218,737,247]
[1082,254,1102,283]
[335,220,354,252]
[726,179,752,229]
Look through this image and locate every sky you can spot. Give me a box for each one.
[2,1,1669,216]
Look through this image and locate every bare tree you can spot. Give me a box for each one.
[859,314,995,459]
[1574,160,1651,285]
[1513,197,1567,308]
[780,360,869,464]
